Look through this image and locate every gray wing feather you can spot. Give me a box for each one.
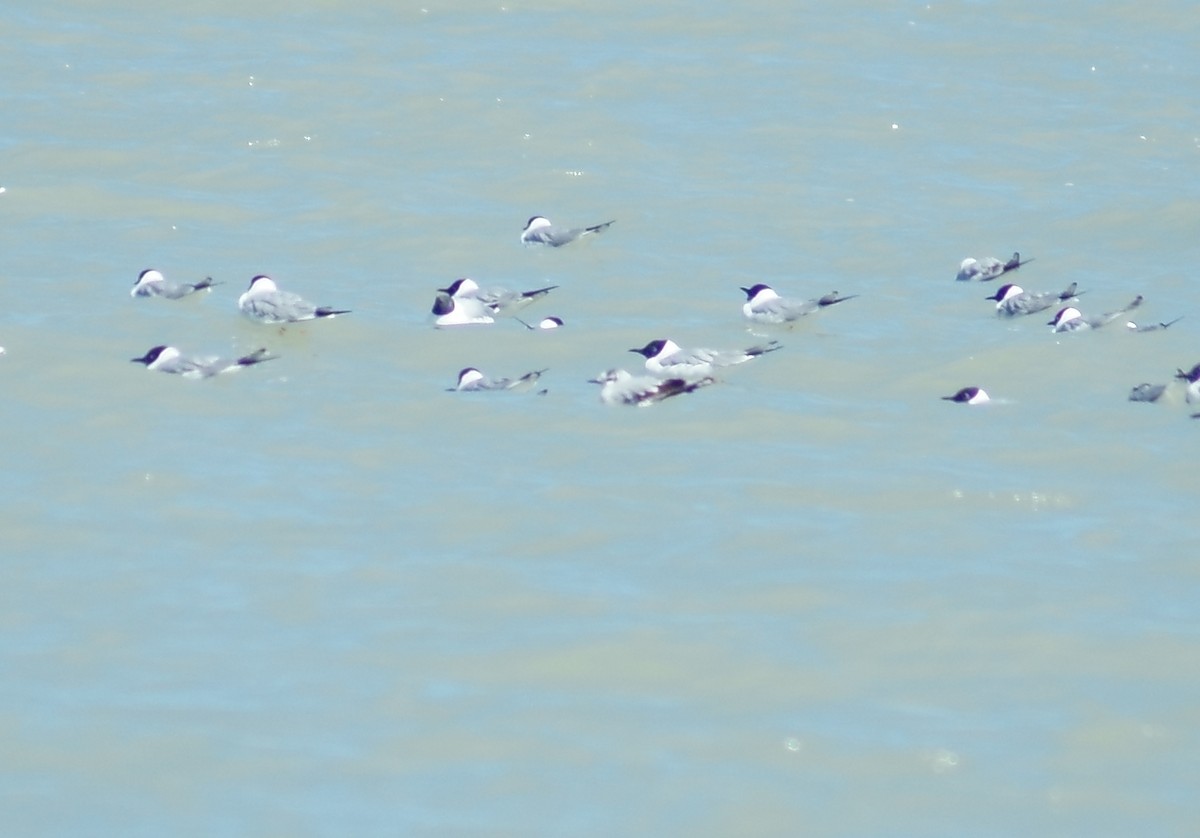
[245,291,318,323]
[532,220,614,246]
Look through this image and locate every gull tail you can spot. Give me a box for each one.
[1057,282,1081,301]
[585,220,616,235]
[507,369,549,391]
[747,340,783,357]
[236,348,279,367]
[1003,252,1032,272]
[659,376,715,399]
[1129,316,1183,333]
[520,285,559,301]
[817,291,858,307]
[315,307,352,318]
[1107,295,1144,320]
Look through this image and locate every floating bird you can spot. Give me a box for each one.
[1126,316,1183,332]
[237,275,350,324]
[449,367,547,392]
[956,252,1031,281]
[438,277,557,316]
[1128,383,1166,403]
[630,338,782,378]
[1048,296,1143,332]
[515,316,564,330]
[987,282,1081,317]
[740,284,857,324]
[942,386,990,405]
[521,215,615,247]
[1174,363,1200,403]
[589,369,715,406]
[130,345,277,378]
[130,269,220,299]
[432,292,494,326]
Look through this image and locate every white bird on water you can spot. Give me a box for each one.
[449,367,547,392]
[1047,296,1142,332]
[520,215,615,247]
[237,275,351,324]
[438,277,557,316]
[588,368,715,406]
[941,386,990,405]
[130,345,278,378]
[130,269,221,299]
[516,316,564,330]
[740,284,857,324]
[955,252,1031,282]
[431,292,495,326]
[986,282,1081,317]
[630,338,782,379]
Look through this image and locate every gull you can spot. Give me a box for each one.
[1126,316,1183,333]
[1128,383,1166,403]
[515,316,564,330]
[449,367,547,392]
[986,282,1081,317]
[1174,362,1200,404]
[521,215,615,247]
[130,269,220,299]
[630,338,782,378]
[130,345,277,378]
[438,277,557,316]
[956,252,1031,281]
[237,275,350,324]
[740,284,857,324]
[1048,296,1143,332]
[432,292,494,326]
[588,368,715,406]
[942,386,990,405]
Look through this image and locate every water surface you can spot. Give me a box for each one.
[3,1,1200,834]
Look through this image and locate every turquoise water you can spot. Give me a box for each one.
[3,2,1200,834]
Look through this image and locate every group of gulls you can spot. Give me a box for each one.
[120,228,1192,414]
[127,269,351,377]
[125,214,859,406]
[948,252,1195,416]
[434,217,862,404]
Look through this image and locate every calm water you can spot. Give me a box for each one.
[3,1,1200,835]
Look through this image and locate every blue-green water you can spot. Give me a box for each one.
[3,2,1199,834]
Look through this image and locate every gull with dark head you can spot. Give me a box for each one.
[740,284,857,325]
[449,367,547,392]
[432,292,494,326]
[630,338,782,379]
[987,282,1080,317]
[1048,296,1142,332]
[130,269,220,299]
[956,251,1031,282]
[521,215,615,247]
[1174,362,1200,404]
[130,345,277,378]
[942,387,990,405]
[438,277,557,316]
